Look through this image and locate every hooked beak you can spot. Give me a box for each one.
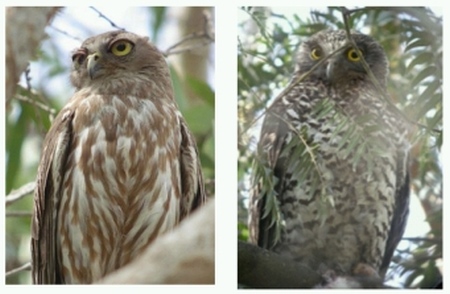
[87,52,102,80]
[326,58,336,82]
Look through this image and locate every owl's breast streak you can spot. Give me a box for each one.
[57,93,182,283]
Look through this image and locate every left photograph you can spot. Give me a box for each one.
[5,7,215,284]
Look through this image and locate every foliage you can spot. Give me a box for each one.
[238,6,441,288]
[5,7,215,284]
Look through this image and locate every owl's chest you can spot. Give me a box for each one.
[281,92,398,201]
[72,95,180,168]
[66,94,183,203]
[56,95,183,282]
[276,91,399,261]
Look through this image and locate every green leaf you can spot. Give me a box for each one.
[183,104,214,136]
[354,113,375,125]
[333,116,349,136]
[415,80,441,117]
[149,7,166,43]
[341,133,361,159]
[337,125,355,150]
[404,38,430,52]
[199,133,215,179]
[186,76,215,108]
[412,66,437,87]
[427,105,442,131]
[406,51,434,72]
[169,65,188,111]
[363,124,382,134]
[6,103,29,193]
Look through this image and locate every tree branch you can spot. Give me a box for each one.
[89,6,124,30]
[5,181,35,207]
[163,9,214,56]
[6,211,33,217]
[15,93,57,116]
[97,199,215,284]
[6,262,31,277]
[5,7,61,103]
[238,241,392,288]
[238,241,322,288]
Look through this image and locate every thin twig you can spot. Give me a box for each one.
[90,6,125,30]
[6,182,35,207]
[343,7,367,15]
[163,10,214,56]
[6,211,33,217]
[15,94,57,116]
[49,25,84,42]
[165,40,212,56]
[6,262,31,278]
[402,237,442,243]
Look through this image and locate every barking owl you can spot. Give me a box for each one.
[248,29,410,285]
[31,30,206,284]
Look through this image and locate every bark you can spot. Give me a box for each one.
[173,7,213,105]
[5,7,60,103]
[98,199,215,284]
[238,241,387,288]
[238,241,321,288]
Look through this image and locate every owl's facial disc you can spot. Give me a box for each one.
[87,52,103,80]
[322,48,366,85]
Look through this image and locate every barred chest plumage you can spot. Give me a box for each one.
[270,82,408,274]
[56,91,182,283]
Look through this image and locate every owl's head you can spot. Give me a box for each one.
[70,30,170,92]
[294,29,389,89]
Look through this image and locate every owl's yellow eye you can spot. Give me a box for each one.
[310,48,323,60]
[110,40,134,56]
[347,48,363,62]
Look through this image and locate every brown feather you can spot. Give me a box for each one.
[32,110,75,284]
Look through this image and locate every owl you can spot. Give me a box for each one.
[248,29,410,285]
[31,30,206,284]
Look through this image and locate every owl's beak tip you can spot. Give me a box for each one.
[325,60,335,82]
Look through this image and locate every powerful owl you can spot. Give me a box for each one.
[248,29,410,285]
[31,30,206,284]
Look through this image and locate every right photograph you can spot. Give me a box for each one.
[237,7,442,289]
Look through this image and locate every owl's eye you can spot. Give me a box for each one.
[110,40,134,56]
[72,52,86,65]
[72,54,86,70]
[347,48,363,62]
[310,48,323,60]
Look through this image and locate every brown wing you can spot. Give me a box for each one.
[178,114,206,219]
[248,100,291,248]
[31,109,75,284]
[380,153,410,277]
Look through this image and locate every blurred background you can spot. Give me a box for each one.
[5,6,215,284]
[237,7,442,288]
